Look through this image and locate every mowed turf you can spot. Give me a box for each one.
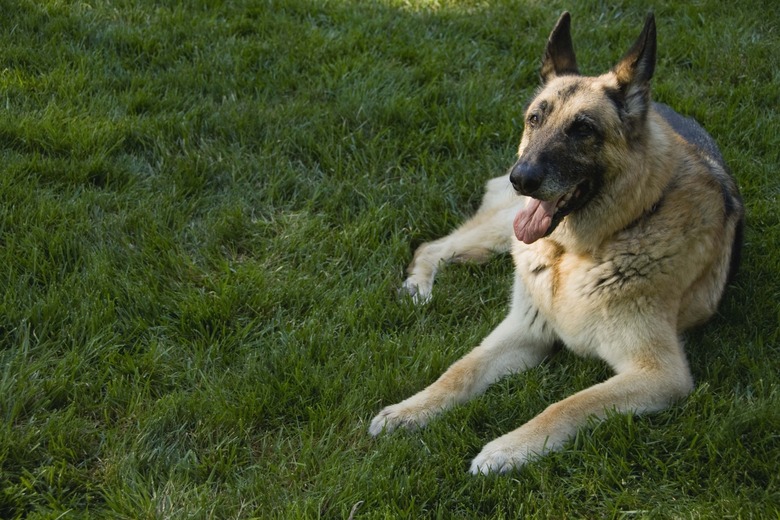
[0,0,778,517]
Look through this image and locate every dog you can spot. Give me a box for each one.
[369,12,744,475]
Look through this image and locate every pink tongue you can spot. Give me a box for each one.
[514,198,557,244]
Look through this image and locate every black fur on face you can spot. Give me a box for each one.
[510,87,608,231]
[509,11,658,237]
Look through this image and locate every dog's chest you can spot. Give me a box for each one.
[513,239,662,346]
[514,241,592,313]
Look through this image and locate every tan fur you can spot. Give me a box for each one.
[370,13,743,474]
[401,176,517,303]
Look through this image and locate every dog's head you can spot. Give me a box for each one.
[511,12,657,244]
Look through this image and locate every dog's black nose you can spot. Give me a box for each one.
[510,161,543,195]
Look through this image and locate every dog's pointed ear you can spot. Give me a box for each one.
[612,13,656,114]
[540,12,579,83]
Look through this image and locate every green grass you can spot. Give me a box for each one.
[0,0,778,517]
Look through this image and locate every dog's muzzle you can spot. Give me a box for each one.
[509,160,544,196]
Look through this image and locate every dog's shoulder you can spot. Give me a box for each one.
[652,102,725,167]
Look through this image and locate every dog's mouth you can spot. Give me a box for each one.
[513,179,592,244]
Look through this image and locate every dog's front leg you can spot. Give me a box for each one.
[470,337,694,474]
[370,281,555,435]
[401,176,520,303]
[369,318,552,435]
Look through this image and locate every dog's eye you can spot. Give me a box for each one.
[527,114,540,128]
[568,118,596,138]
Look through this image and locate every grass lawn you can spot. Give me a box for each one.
[1,0,778,517]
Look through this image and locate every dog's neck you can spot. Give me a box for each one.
[550,110,676,254]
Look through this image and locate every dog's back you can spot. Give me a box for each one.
[652,102,744,284]
[653,102,725,165]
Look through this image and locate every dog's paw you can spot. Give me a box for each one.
[368,403,430,436]
[469,438,535,475]
[400,277,432,305]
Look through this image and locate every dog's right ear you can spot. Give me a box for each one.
[611,13,656,124]
[540,12,579,83]
[613,13,656,95]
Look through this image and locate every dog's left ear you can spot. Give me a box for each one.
[613,13,656,115]
[540,12,579,83]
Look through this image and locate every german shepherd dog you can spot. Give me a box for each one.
[369,12,744,474]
